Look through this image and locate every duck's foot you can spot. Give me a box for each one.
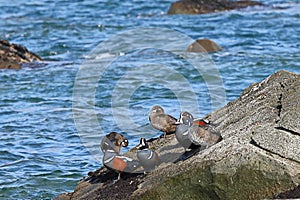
[112,179,119,184]
[111,173,121,184]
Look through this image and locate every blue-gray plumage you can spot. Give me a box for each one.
[100,132,137,181]
[102,149,139,181]
[175,111,194,151]
[175,112,222,150]
[136,138,160,173]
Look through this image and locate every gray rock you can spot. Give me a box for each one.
[56,70,300,199]
[136,70,300,199]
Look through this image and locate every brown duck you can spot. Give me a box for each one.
[149,105,177,138]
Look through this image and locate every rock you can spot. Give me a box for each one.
[0,59,21,69]
[275,185,300,198]
[187,39,222,53]
[56,70,300,199]
[0,40,42,69]
[167,0,263,15]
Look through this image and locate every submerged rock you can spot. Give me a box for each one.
[167,0,263,15]
[0,40,42,69]
[187,39,222,53]
[55,70,300,199]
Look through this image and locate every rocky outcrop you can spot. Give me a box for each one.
[168,0,263,15]
[0,40,42,69]
[187,39,222,53]
[55,70,300,200]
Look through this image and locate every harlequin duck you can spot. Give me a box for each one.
[149,105,177,138]
[188,118,222,149]
[136,138,160,173]
[192,118,211,127]
[175,111,195,151]
[100,132,129,153]
[102,149,139,181]
[100,133,138,181]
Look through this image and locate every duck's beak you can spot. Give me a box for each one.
[121,139,129,147]
[174,121,181,125]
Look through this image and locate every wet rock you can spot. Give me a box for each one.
[167,0,263,15]
[56,70,300,199]
[0,59,21,69]
[187,39,222,53]
[0,40,42,69]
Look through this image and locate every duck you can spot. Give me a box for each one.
[175,112,222,150]
[149,105,177,138]
[102,149,139,181]
[175,111,195,151]
[136,138,160,173]
[100,132,138,181]
[188,117,222,149]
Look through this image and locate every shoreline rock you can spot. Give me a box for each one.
[55,70,300,200]
[167,0,263,15]
[0,40,42,69]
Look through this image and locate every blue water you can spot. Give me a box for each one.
[0,0,299,199]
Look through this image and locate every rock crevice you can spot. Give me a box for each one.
[275,126,300,137]
[249,137,300,165]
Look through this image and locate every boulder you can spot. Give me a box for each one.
[167,0,263,15]
[55,70,300,200]
[0,40,42,69]
[187,39,222,53]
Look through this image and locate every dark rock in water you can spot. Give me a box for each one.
[55,70,300,200]
[187,39,222,53]
[0,58,21,69]
[0,40,42,69]
[167,0,263,15]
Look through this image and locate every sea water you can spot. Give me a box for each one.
[0,0,299,199]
